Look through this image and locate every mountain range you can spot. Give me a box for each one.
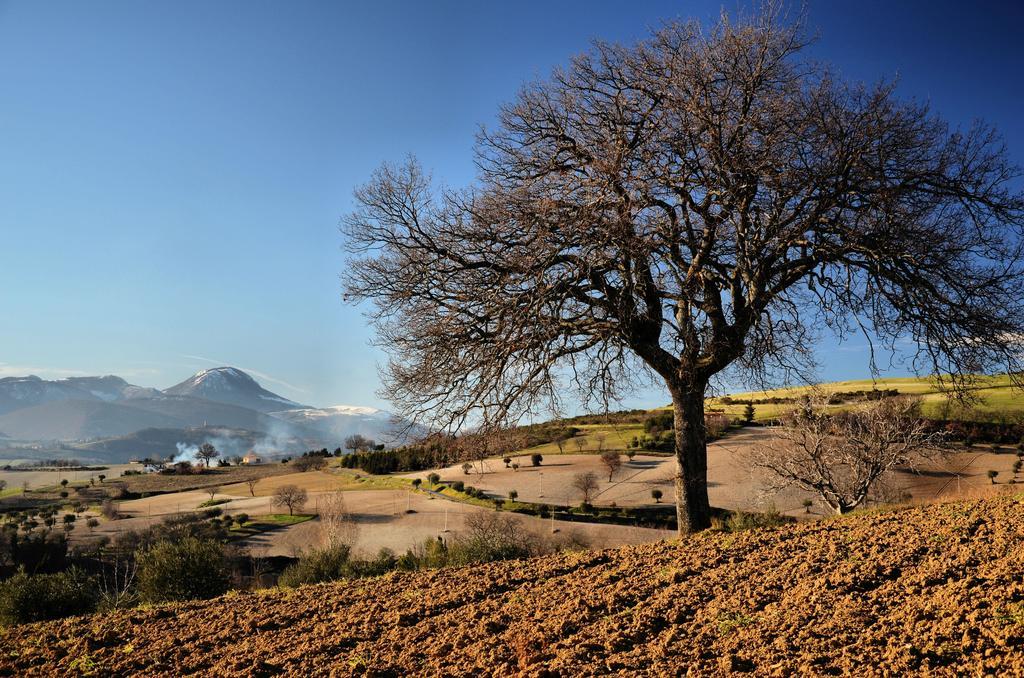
[0,367,409,463]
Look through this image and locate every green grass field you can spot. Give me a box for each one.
[710,375,1024,422]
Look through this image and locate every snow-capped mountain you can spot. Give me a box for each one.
[0,366,414,461]
[269,405,407,445]
[163,367,309,413]
[0,375,158,416]
[62,376,162,402]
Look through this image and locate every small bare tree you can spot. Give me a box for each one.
[600,450,622,482]
[748,397,943,514]
[205,486,220,501]
[195,443,219,468]
[317,491,359,548]
[572,472,599,504]
[272,485,308,516]
[245,478,258,497]
[573,437,586,454]
[343,4,1024,532]
[98,544,139,610]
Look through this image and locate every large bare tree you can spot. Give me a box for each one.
[343,6,1024,532]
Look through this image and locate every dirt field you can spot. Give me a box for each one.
[88,474,671,558]
[0,463,138,493]
[4,491,1023,676]
[78,432,1022,559]
[409,428,1022,517]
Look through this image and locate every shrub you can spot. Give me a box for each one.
[714,508,789,533]
[530,453,543,467]
[100,499,120,520]
[462,462,473,475]
[508,489,518,502]
[279,544,352,588]
[651,488,663,503]
[427,472,441,486]
[450,480,465,492]
[0,567,98,626]
[136,537,230,603]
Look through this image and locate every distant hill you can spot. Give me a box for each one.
[75,426,285,463]
[4,494,1022,675]
[269,405,416,446]
[0,399,185,440]
[164,367,309,413]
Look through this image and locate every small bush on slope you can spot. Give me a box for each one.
[136,537,229,604]
[0,567,98,626]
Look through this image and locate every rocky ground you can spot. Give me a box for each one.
[2,493,1024,676]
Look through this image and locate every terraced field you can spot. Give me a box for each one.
[3,492,1023,676]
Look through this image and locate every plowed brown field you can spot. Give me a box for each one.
[3,494,1024,676]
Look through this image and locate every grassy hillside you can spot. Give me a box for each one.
[3,493,1023,675]
[710,374,1024,422]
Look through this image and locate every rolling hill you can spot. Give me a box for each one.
[711,375,1024,422]
[2,493,1022,675]
[0,399,185,440]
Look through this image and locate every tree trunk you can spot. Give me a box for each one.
[671,382,712,534]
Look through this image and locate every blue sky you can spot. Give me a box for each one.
[0,1,1021,411]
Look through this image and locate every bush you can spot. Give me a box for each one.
[279,544,352,588]
[0,567,98,626]
[451,480,465,492]
[713,508,789,533]
[136,537,230,603]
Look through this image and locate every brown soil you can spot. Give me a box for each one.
[3,494,1024,676]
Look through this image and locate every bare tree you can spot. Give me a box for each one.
[272,485,308,516]
[195,443,219,468]
[205,486,220,501]
[748,397,942,514]
[600,450,622,482]
[343,5,1024,532]
[98,545,139,611]
[594,432,608,455]
[572,472,599,504]
[317,491,359,548]
[344,435,375,453]
[554,433,568,455]
[573,437,586,454]
[245,478,259,497]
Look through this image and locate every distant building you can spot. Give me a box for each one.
[242,451,262,465]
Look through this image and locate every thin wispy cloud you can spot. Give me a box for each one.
[180,355,309,395]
